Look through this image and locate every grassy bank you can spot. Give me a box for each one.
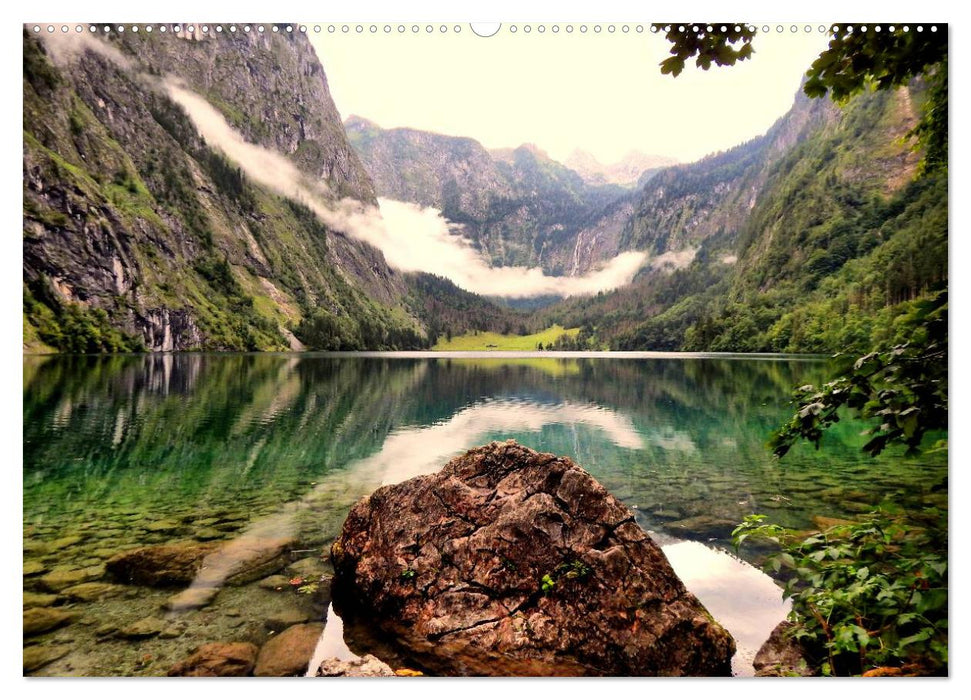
[432,324,579,351]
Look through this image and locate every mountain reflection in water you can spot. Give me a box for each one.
[23,353,945,676]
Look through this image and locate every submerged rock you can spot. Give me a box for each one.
[811,516,857,532]
[195,536,294,587]
[264,607,312,632]
[143,520,182,534]
[117,616,168,639]
[287,556,332,580]
[38,565,105,592]
[168,642,259,677]
[316,654,395,677]
[258,574,291,591]
[23,560,48,576]
[23,643,72,672]
[23,607,77,636]
[665,515,738,540]
[331,440,735,676]
[48,535,85,552]
[253,622,324,676]
[23,592,59,608]
[165,586,220,611]
[105,542,217,587]
[60,582,123,603]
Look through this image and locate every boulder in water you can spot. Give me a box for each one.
[331,441,735,676]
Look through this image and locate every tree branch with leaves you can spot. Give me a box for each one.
[654,23,948,172]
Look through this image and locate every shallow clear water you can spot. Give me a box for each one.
[22,353,947,676]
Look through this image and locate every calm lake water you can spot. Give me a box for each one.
[22,352,947,677]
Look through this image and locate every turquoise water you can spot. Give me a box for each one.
[22,353,947,676]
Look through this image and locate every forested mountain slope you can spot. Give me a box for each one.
[543,83,945,353]
[23,28,423,352]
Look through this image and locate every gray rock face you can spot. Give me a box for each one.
[23,31,409,353]
[331,440,735,676]
[118,31,376,204]
[753,621,815,677]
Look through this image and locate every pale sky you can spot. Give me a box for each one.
[310,25,829,165]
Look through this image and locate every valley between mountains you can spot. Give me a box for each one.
[23,28,946,355]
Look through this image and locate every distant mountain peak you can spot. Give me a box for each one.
[516,142,551,158]
[344,114,379,130]
[565,149,679,187]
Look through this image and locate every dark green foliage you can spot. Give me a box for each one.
[404,272,534,343]
[283,199,329,258]
[193,253,243,298]
[296,305,425,351]
[550,325,598,351]
[199,149,256,212]
[804,25,947,101]
[733,510,947,676]
[549,87,947,355]
[653,23,756,76]
[734,296,948,676]
[24,283,144,353]
[769,291,946,458]
[147,92,199,151]
[910,58,947,175]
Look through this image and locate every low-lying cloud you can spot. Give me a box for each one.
[649,248,698,271]
[165,80,650,298]
[41,31,650,298]
[40,30,133,70]
[369,200,648,297]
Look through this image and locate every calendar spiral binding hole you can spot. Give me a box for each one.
[27,23,942,37]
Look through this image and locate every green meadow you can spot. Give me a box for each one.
[432,324,580,351]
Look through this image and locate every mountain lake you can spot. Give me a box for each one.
[22,352,947,677]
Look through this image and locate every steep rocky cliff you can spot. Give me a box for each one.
[619,89,839,258]
[23,27,418,352]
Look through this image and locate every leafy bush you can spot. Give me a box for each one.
[769,291,946,458]
[736,290,947,676]
[734,509,947,676]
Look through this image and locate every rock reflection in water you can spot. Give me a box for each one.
[661,539,790,677]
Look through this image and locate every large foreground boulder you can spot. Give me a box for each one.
[331,441,735,676]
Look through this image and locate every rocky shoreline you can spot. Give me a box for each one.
[24,441,806,677]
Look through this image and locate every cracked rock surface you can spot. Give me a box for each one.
[331,440,735,676]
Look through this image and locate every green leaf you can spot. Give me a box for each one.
[660,57,685,77]
[899,628,933,648]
